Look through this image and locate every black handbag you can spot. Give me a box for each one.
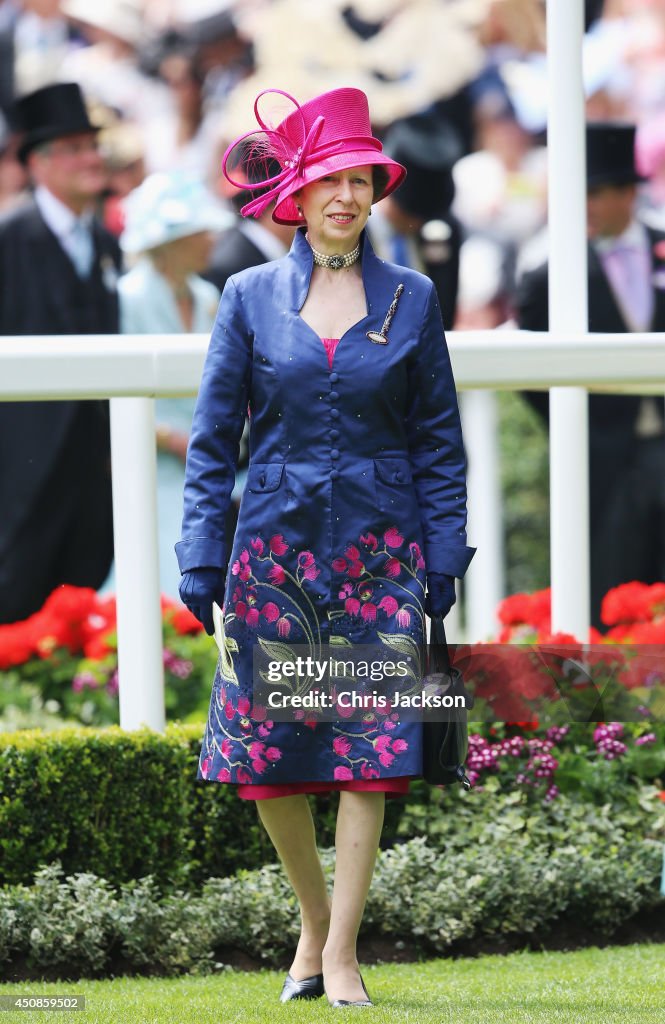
[421,616,473,789]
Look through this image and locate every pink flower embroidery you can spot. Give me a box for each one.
[237,766,252,783]
[240,549,250,564]
[360,761,380,779]
[231,559,251,582]
[250,537,264,555]
[361,602,377,622]
[332,557,348,572]
[375,734,392,753]
[392,738,408,753]
[245,607,260,627]
[334,765,354,781]
[268,563,286,585]
[224,700,235,721]
[235,601,247,620]
[269,534,289,555]
[409,542,426,569]
[298,550,315,567]
[383,720,396,730]
[339,582,353,598]
[384,527,404,548]
[265,746,282,762]
[216,767,231,782]
[396,608,411,628]
[277,616,291,637]
[379,750,395,767]
[249,741,266,759]
[384,557,401,578]
[345,597,361,616]
[238,695,251,716]
[200,755,212,779]
[345,544,360,560]
[333,736,352,756]
[257,722,273,737]
[261,601,280,623]
[302,563,320,581]
[347,560,365,578]
[360,533,378,551]
[251,757,268,774]
[251,703,267,722]
[220,738,233,758]
[378,596,398,616]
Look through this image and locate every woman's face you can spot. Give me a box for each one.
[295,165,373,254]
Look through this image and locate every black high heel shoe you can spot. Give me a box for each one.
[327,972,374,1008]
[279,971,325,1002]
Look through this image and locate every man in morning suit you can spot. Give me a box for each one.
[0,82,122,623]
[515,123,665,630]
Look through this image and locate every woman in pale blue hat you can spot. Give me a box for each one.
[116,171,236,598]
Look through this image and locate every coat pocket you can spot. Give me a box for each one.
[373,456,413,513]
[247,462,285,493]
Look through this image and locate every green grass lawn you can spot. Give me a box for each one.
[1,944,663,1023]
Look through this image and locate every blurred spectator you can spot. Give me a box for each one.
[515,122,665,629]
[371,111,463,331]
[115,172,232,597]
[0,108,28,212]
[0,0,79,111]
[97,117,146,235]
[0,82,121,623]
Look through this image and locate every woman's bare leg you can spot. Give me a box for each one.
[255,794,331,979]
[322,791,385,1002]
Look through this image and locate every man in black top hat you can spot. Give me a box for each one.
[372,112,463,331]
[515,122,665,630]
[0,82,122,624]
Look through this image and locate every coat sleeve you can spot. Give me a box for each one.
[405,281,476,578]
[175,277,251,573]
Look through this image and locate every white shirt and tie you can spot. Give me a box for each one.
[34,185,94,279]
[593,220,663,438]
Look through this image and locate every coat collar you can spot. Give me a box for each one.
[285,225,384,314]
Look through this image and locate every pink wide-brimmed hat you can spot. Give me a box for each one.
[221,88,406,225]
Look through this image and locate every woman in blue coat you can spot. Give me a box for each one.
[177,87,475,1008]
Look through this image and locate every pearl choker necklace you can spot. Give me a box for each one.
[307,235,360,271]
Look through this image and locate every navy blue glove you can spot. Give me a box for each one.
[425,572,457,618]
[179,567,226,636]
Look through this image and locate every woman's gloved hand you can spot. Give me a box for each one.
[179,567,226,635]
[425,572,457,618]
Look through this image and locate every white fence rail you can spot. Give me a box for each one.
[2,330,665,730]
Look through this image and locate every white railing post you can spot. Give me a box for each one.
[460,390,504,641]
[109,396,165,731]
[547,0,590,640]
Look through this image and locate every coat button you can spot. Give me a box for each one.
[330,429,340,441]
[331,449,340,460]
[329,372,339,383]
[330,469,340,481]
[329,391,339,401]
[330,408,340,419]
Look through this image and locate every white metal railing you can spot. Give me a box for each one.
[2,330,665,730]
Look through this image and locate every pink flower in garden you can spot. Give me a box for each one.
[375,734,392,753]
[246,607,260,627]
[378,596,398,617]
[332,558,348,572]
[360,533,378,551]
[635,733,656,745]
[269,534,289,555]
[220,739,233,758]
[384,527,404,548]
[237,767,252,783]
[384,557,401,579]
[333,736,352,756]
[345,597,361,616]
[268,563,286,585]
[392,738,408,754]
[238,695,251,716]
[361,602,377,622]
[249,741,266,759]
[224,700,235,721]
[379,751,395,767]
[251,757,268,774]
[360,761,380,779]
[250,537,264,555]
[261,602,280,623]
[200,756,212,779]
[396,608,411,628]
[345,544,360,561]
[347,560,365,578]
[217,767,231,782]
[265,746,282,761]
[277,617,291,637]
[334,765,354,781]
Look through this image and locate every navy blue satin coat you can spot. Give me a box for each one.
[177,227,475,787]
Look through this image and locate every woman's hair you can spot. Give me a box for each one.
[372,165,391,202]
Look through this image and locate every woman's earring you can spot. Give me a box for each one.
[368,209,372,216]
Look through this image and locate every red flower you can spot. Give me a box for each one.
[345,544,360,561]
[217,767,231,782]
[237,767,252,783]
[360,761,380,779]
[658,791,665,803]
[261,602,280,623]
[333,736,352,756]
[171,605,203,635]
[378,596,398,616]
[245,607,260,627]
[345,597,361,616]
[332,558,348,572]
[334,765,354,780]
[384,527,404,548]
[347,559,365,578]
[360,533,378,551]
[237,696,251,715]
[384,557,401,578]
[361,602,377,622]
[269,534,289,555]
[498,588,551,629]
[268,564,286,585]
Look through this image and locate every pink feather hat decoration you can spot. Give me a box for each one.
[221,87,406,225]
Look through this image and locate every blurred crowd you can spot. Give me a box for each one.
[1,0,665,626]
